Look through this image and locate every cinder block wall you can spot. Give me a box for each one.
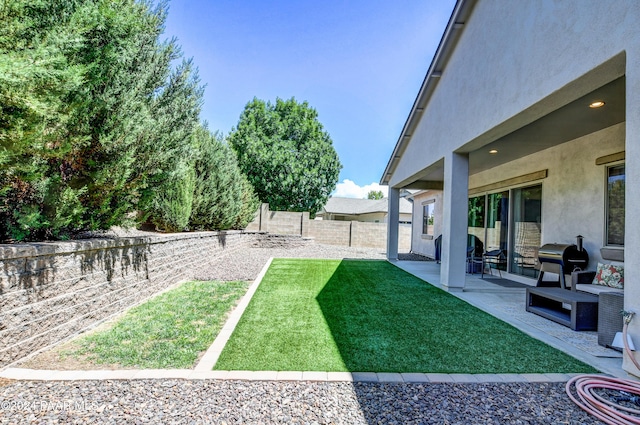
[0,231,254,368]
[350,221,385,248]
[308,220,352,246]
[266,211,305,235]
[246,204,411,250]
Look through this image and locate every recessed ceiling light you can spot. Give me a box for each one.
[489,149,498,154]
[589,101,605,108]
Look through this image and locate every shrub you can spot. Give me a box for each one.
[149,162,196,232]
[190,128,258,231]
[0,0,202,241]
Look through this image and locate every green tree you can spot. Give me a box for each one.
[0,0,86,240]
[0,0,203,241]
[144,125,260,232]
[367,190,384,200]
[228,97,342,216]
[233,176,261,229]
[148,161,196,232]
[190,127,259,231]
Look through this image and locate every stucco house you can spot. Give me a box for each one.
[404,190,443,259]
[382,0,639,376]
[318,196,412,224]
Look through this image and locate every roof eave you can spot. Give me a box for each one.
[380,0,477,187]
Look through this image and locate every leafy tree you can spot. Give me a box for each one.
[0,0,203,241]
[0,0,86,240]
[367,190,384,200]
[228,97,341,216]
[144,125,260,232]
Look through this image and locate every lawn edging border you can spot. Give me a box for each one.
[0,258,605,384]
[194,257,274,372]
[0,367,587,383]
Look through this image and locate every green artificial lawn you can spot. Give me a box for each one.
[214,259,597,374]
[65,280,249,369]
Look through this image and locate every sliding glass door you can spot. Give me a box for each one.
[468,185,541,278]
[486,191,509,254]
[468,191,508,273]
[509,185,542,278]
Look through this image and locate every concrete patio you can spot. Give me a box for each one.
[392,259,630,379]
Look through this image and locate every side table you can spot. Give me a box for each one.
[526,287,599,331]
[597,292,624,349]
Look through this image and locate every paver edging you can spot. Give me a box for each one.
[0,257,608,384]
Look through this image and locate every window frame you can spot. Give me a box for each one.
[605,162,625,247]
[422,200,435,236]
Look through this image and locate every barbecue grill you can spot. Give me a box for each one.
[535,237,588,289]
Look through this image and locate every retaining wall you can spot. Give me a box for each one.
[0,231,255,368]
[0,203,410,368]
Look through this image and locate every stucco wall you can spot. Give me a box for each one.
[468,122,625,269]
[390,1,638,188]
[410,191,444,259]
[0,231,255,368]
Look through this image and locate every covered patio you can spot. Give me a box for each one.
[392,258,627,378]
[381,0,639,377]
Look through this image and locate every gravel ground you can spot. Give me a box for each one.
[0,380,601,424]
[397,252,433,261]
[193,241,387,282]
[3,241,601,424]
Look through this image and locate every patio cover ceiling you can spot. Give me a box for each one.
[396,75,625,190]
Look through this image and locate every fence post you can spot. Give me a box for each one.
[301,212,309,237]
[259,203,269,232]
[349,221,355,247]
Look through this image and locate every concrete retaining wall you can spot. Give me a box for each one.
[0,231,255,368]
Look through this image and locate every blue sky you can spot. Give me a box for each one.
[163,0,456,198]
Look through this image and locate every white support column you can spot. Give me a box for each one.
[623,49,640,377]
[441,152,469,291]
[387,187,400,260]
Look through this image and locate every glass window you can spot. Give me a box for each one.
[486,191,508,253]
[468,194,486,250]
[607,164,625,246]
[468,195,485,229]
[422,202,434,235]
[509,185,542,278]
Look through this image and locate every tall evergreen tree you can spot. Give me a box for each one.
[0,0,203,241]
[190,127,259,231]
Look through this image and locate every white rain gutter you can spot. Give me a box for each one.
[380,0,476,186]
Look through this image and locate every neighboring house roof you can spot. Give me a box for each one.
[322,197,412,215]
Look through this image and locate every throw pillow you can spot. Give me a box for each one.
[592,262,624,289]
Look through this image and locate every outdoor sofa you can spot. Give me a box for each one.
[571,266,624,348]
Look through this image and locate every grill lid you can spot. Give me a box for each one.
[538,243,589,270]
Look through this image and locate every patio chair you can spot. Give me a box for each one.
[482,249,506,278]
[466,235,484,273]
[434,234,442,264]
